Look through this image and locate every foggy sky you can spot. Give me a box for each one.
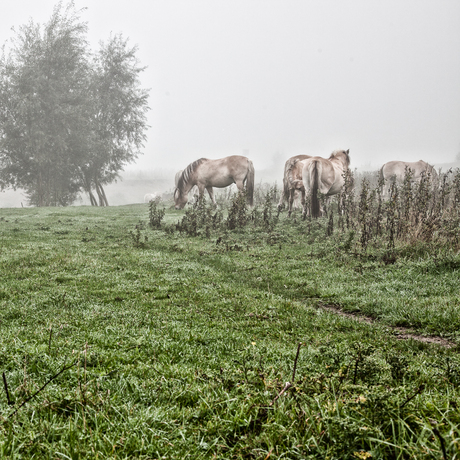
[1,0,459,174]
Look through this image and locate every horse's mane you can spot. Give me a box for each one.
[177,158,207,191]
[329,149,350,167]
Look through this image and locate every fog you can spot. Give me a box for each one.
[1,1,460,206]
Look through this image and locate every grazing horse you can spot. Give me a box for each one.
[302,149,350,218]
[174,155,255,209]
[282,157,312,216]
[277,155,311,213]
[380,160,437,194]
[175,170,199,198]
[144,192,161,203]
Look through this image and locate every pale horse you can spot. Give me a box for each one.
[379,160,438,195]
[277,154,311,213]
[175,170,199,199]
[302,149,350,218]
[174,155,255,209]
[144,192,161,203]
[279,157,312,216]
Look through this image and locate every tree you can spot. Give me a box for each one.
[0,1,149,206]
[0,2,90,206]
[81,34,150,206]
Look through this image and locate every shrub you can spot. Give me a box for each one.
[148,200,165,229]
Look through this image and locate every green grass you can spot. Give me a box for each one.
[0,204,459,458]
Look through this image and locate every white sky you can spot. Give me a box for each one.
[1,0,459,173]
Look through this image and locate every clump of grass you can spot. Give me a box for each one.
[176,195,223,236]
[332,167,460,254]
[129,221,149,248]
[148,199,165,228]
[226,191,249,230]
[338,168,356,231]
[261,187,280,232]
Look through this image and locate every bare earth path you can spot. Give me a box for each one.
[317,303,456,348]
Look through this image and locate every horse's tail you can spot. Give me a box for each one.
[311,160,321,218]
[246,159,255,206]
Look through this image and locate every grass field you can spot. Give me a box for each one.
[0,202,460,459]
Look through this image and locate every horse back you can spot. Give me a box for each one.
[382,160,434,181]
[197,155,252,188]
[303,157,336,194]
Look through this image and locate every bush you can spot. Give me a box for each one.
[148,200,165,229]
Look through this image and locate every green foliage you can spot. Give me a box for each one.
[0,2,89,206]
[261,186,280,232]
[0,3,149,206]
[148,199,165,228]
[226,191,249,230]
[176,195,223,236]
[129,221,149,248]
[83,34,149,206]
[333,168,460,253]
[0,204,460,458]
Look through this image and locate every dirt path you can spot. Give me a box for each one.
[318,303,456,348]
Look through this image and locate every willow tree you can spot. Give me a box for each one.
[0,1,149,206]
[81,34,150,206]
[0,2,90,206]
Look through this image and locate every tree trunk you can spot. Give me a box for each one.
[95,177,109,206]
[100,183,109,206]
[37,171,44,207]
[81,169,99,206]
[88,190,98,206]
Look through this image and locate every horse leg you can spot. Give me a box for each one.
[302,202,307,220]
[234,180,245,193]
[192,184,205,204]
[300,189,306,210]
[288,190,295,217]
[302,191,310,220]
[234,180,248,203]
[278,191,285,212]
[321,196,331,217]
[206,186,216,206]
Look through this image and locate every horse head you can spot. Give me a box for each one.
[174,187,188,209]
[332,149,350,168]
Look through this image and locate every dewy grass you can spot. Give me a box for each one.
[0,203,460,458]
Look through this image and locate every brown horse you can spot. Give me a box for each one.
[174,155,255,209]
[380,160,437,195]
[302,149,350,218]
[277,155,311,214]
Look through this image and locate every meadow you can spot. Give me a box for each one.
[0,174,460,459]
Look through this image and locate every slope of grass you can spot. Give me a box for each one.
[0,204,459,458]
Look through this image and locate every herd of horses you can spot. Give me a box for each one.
[168,152,437,218]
